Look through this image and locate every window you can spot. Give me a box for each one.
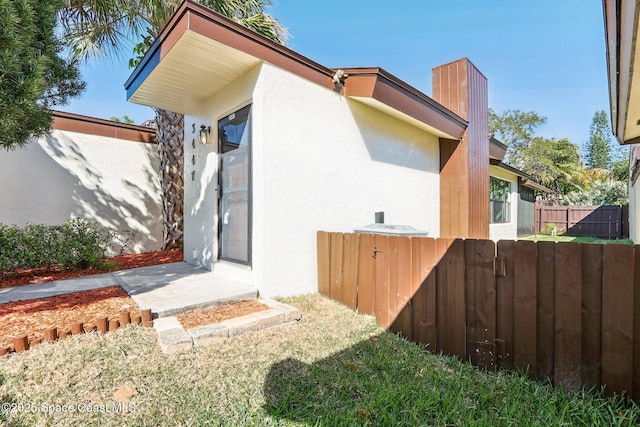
[490,177,511,224]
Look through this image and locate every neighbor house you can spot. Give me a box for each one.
[0,111,163,253]
[604,0,640,242]
[488,137,550,240]
[124,0,513,296]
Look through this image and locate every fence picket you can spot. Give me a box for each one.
[329,233,344,302]
[374,234,391,328]
[341,233,359,310]
[554,242,583,391]
[602,244,634,396]
[513,240,537,377]
[436,239,466,359]
[392,236,413,338]
[497,240,515,371]
[388,237,399,329]
[412,238,436,348]
[317,232,331,297]
[357,234,375,315]
[465,239,497,370]
[537,241,556,381]
[582,243,603,388]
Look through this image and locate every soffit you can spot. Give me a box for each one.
[128,31,260,114]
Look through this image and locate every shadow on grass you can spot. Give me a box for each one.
[262,331,503,426]
[262,330,640,426]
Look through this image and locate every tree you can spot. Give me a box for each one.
[60,0,285,249]
[584,110,613,169]
[0,0,85,150]
[489,108,547,169]
[524,137,583,196]
[611,144,630,181]
[564,179,628,206]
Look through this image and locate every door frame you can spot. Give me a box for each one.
[217,103,252,266]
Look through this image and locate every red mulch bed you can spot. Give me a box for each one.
[0,286,143,347]
[177,300,268,330]
[0,250,183,349]
[0,249,183,288]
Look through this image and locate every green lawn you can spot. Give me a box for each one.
[0,294,638,426]
[521,235,634,245]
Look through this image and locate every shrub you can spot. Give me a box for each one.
[540,223,558,236]
[0,218,132,276]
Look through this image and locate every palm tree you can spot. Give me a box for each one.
[59,0,285,249]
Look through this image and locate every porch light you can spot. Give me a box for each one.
[199,125,211,144]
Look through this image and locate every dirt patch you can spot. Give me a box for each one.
[0,249,183,289]
[178,300,268,330]
[0,286,142,346]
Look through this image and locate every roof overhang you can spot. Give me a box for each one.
[125,0,467,139]
[343,68,467,139]
[489,136,508,161]
[489,158,551,193]
[603,0,640,144]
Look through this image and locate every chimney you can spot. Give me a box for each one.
[433,58,490,239]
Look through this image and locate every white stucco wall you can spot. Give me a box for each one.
[489,165,519,241]
[0,130,162,253]
[184,62,441,297]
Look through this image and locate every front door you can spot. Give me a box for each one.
[218,104,251,265]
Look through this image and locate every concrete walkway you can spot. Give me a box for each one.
[0,262,258,317]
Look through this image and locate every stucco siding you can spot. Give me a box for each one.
[183,62,441,297]
[0,130,162,253]
[258,63,440,296]
[489,165,519,241]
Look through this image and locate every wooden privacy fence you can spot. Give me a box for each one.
[317,231,640,401]
[534,204,628,239]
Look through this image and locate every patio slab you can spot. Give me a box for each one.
[115,263,258,317]
[0,262,258,318]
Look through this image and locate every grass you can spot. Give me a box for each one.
[0,294,638,426]
[521,235,634,245]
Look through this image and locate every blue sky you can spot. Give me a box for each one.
[63,0,608,151]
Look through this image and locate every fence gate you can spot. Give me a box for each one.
[317,231,640,402]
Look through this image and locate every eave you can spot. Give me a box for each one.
[343,67,467,139]
[490,158,551,193]
[125,0,467,140]
[489,136,508,161]
[603,0,640,145]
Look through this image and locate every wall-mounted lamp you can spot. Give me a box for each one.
[199,125,211,144]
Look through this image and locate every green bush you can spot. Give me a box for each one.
[540,223,558,236]
[0,218,132,276]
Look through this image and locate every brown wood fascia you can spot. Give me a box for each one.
[126,0,335,93]
[489,136,507,160]
[344,67,468,139]
[51,111,156,143]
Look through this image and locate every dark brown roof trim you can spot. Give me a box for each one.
[51,111,156,143]
[489,158,551,192]
[126,0,335,95]
[343,67,467,139]
[521,179,551,193]
[125,0,468,139]
[489,136,507,161]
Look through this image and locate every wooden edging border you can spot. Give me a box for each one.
[0,309,153,356]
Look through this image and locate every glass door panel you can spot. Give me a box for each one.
[218,105,251,265]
